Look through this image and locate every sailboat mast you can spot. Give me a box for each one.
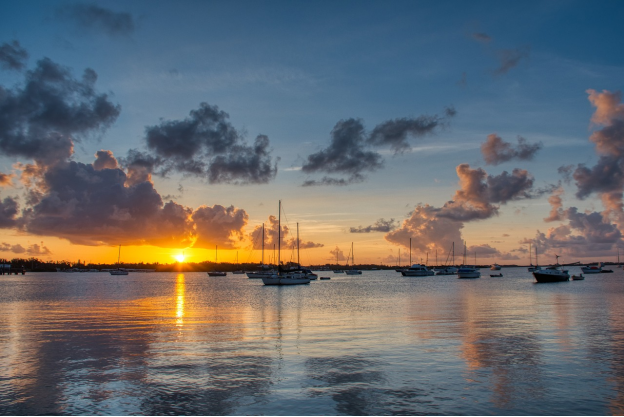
[117,244,121,265]
[409,238,412,265]
[399,249,400,267]
[215,245,218,263]
[278,200,281,272]
[262,223,265,265]
[452,242,455,266]
[297,222,300,267]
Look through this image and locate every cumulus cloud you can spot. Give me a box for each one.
[192,205,248,249]
[329,246,347,262]
[438,164,534,221]
[572,90,624,201]
[18,158,195,248]
[249,215,323,255]
[0,172,14,187]
[544,187,564,222]
[529,207,622,259]
[93,150,119,171]
[0,196,19,227]
[493,46,530,76]
[0,56,121,166]
[0,40,28,71]
[481,134,542,165]
[302,108,454,185]
[301,118,383,185]
[56,3,135,37]
[2,242,54,256]
[350,218,398,233]
[367,108,454,154]
[144,103,278,184]
[385,204,464,255]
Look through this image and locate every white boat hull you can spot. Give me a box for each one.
[262,275,311,285]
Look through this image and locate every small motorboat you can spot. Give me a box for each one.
[320,276,331,280]
[572,274,585,280]
[490,273,503,277]
[600,269,613,273]
[207,271,227,277]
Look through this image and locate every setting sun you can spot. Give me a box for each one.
[175,254,186,263]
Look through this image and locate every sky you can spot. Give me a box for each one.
[1,0,623,266]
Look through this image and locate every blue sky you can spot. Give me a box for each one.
[1,0,623,265]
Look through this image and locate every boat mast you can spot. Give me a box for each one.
[529,242,532,266]
[215,245,218,263]
[352,242,354,266]
[278,200,281,273]
[398,249,400,267]
[117,244,121,265]
[452,242,455,266]
[261,223,264,265]
[297,222,300,268]
[409,238,412,265]
[535,245,539,267]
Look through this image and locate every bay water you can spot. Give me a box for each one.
[1,268,623,415]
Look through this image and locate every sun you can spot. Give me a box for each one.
[175,254,185,263]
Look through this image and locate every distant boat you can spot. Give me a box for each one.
[248,224,277,278]
[344,242,362,275]
[490,273,503,277]
[262,201,310,286]
[457,242,480,279]
[436,242,457,275]
[528,243,541,272]
[207,245,227,277]
[233,252,245,274]
[490,263,501,271]
[572,274,585,280]
[401,264,435,277]
[581,263,603,274]
[110,245,129,276]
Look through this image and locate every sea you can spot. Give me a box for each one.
[0,267,623,415]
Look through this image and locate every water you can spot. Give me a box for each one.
[1,267,623,415]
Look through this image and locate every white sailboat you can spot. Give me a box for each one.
[528,243,541,272]
[247,223,277,279]
[457,242,480,279]
[436,242,458,275]
[262,201,311,285]
[110,245,129,275]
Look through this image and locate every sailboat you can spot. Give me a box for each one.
[110,245,129,275]
[436,242,458,275]
[457,242,480,278]
[232,252,245,274]
[207,245,227,276]
[333,247,344,273]
[248,223,278,279]
[344,242,362,275]
[528,243,541,272]
[262,201,311,285]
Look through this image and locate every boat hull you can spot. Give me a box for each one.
[345,270,362,275]
[262,275,311,285]
[207,272,227,277]
[457,272,480,279]
[533,271,569,282]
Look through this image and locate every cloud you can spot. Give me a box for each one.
[0,56,121,166]
[437,164,534,221]
[18,158,195,248]
[471,32,492,43]
[529,208,622,258]
[0,242,51,256]
[0,40,28,71]
[350,218,398,233]
[0,172,14,187]
[329,246,347,262]
[467,243,520,260]
[144,103,278,184]
[0,196,19,228]
[119,149,163,186]
[56,3,135,37]
[301,108,453,185]
[249,215,323,254]
[493,46,530,76]
[385,204,464,255]
[544,187,564,222]
[191,205,248,249]
[0,243,25,254]
[481,134,542,165]
[93,150,119,171]
[367,108,454,154]
[301,118,383,185]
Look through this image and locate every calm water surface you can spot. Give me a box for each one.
[1,268,623,415]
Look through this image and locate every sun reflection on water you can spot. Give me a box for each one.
[175,273,185,326]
